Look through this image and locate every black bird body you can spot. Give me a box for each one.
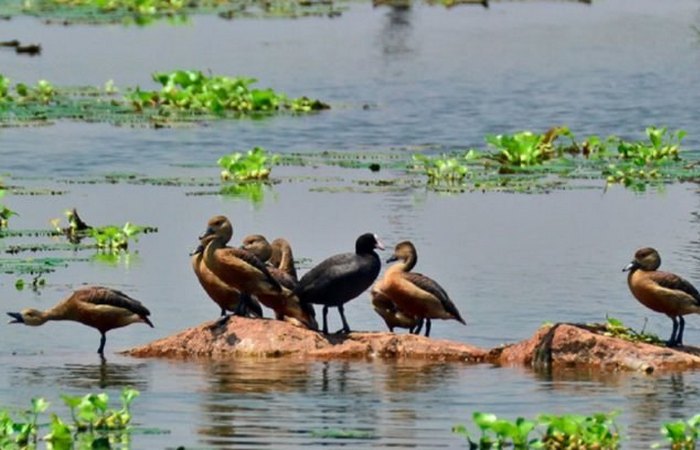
[295,233,384,333]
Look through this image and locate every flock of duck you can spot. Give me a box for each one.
[6,215,700,356]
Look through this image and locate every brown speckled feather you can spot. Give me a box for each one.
[217,247,282,292]
[81,287,153,326]
[648,271,700,305]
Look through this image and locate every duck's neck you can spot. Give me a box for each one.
[203,235,226,270]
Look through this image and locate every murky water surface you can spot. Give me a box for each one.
[2,0,700,448]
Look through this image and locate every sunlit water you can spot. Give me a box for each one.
[2,0,700,448]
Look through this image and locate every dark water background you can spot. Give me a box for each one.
[2,0,700,448]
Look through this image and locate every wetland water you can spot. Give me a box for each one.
[2,0,700,448]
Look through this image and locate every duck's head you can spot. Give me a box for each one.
[7,309,45,326]
[623,247,661,272]
[199,215,233,245]
[356,233,385,254]
[387,240,416,264]
[241,234,272,262]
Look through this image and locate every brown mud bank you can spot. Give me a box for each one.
[123,319,700,372]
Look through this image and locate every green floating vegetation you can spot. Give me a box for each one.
[411,126,700,193]
[455,410,700,450]
[218,146,278,181]
[128,70,329,117]
[453,411,621,449]
[7,0,345,24]
[0,71,328,126]
[0,387,141,450]
[0,193,18,229]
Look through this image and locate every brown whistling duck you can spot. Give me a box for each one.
[241,234,317,330]
[294,233,384,334]
[624,247,700,347]
[200,216,281,297]
[373,241,465,337]
[370,288,420,333]
[7,286,153,356]
[269,238,298,281]
[190,242,263,319]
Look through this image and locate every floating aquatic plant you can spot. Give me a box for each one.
[0,387,141,449]
[0,72,328,126]
[655,414,700,450]
[127,70,329,116]
[0,185,18,229]
[453,411,621,449]
[14,0,345,24]
[218,146,278,181]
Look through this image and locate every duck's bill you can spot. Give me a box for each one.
[7,312,23,324]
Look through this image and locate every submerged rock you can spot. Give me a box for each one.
[123,316,487,362]
[490,323,700,373]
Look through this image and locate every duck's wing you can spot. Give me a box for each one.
[82,287,154,327]
[650,271,700,304]
[218,247,282,291]
[404,272,466,324]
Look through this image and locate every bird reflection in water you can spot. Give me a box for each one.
[196,358,313,447]
[11,359,149,390]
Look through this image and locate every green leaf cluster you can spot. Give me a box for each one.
[87,222,145,251]
[0,387,140,450]
[0,75,57,105]
[410,126,694,192]
[218,146,278,181]
[0,184,19,229]
[656,415,700,450]
[454,411,620,449]
[411,153,471,185]
[127,70,328,115]
[594,317,663,345]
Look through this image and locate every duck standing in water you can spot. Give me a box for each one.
[191,242,263,320]
[372,241,465,337]
[294,233,384,334]
[241,234,317,330]
[624,247,700,347]
[7,286,153,356]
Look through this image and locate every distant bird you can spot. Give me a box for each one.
[200,216,315,330]
[624,247,700,347]
[7,286,153,356]
[241,234,317,330]
[191,242,263,320]
[372,241,465,337]
[294,233,384,334]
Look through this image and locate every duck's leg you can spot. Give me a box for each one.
[424,318,432,337]
[220,308,227,317]
[337,305,351,334]
[97,332,107,356]
[676,316,686,347]
[412,319,424,335]
[322,305,329,334]
[667,316,679,347]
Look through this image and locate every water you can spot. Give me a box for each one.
[2,0,700,448]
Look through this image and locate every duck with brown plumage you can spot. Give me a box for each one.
[371,241,465,337]
[624,247,700,347]
[198,216,316,330]
[241,234,317,330]
[7,286,153,357]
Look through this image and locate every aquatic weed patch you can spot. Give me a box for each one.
[411,127,700,193]
[0,387,144,449]
[6,0,345,24]
[453,411,622,449]
[0,72,329,126]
